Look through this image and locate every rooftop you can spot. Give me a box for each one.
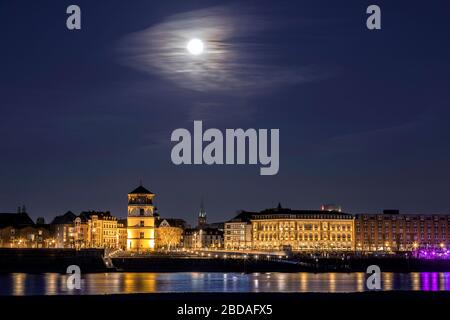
[227,205,353,222]
[129,185,154,195]
[0,212,35,228]
[50,211,77,225]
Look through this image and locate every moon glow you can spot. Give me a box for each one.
[187,38,204,55]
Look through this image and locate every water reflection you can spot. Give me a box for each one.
[12,273,26,296]
[1,272,450,296]
[45,273,58,295]
[383,272,393,291]
[356,272,364,292]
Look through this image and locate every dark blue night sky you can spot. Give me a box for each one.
[1,0,450,224]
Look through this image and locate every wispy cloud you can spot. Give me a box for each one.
[119,5,323,94]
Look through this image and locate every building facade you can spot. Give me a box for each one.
[225,205,354,252]
[1,212,53,248]
[51,211,77,248]
[73,211,119,248]
[252,209,354,252]
[224,212,253,250]
[355,211,450,252]
[183,227,224,249]
[127,185,156,251]
[117,219,127,250]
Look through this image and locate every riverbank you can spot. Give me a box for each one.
[112,255,450,273]
[0,248,106,273]
[1,248,450,273]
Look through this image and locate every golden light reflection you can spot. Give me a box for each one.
[45,273,58,295]
[328,273,336,293]
[411,272,420,291]
[383,273,393,291]
[12,273,26,296]
[276,273,286,292]
[356,272,364,292]
[300,273,308,292]
[123,273,156,294]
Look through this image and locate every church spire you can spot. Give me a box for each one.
[198,198,207,227]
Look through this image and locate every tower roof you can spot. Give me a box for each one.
[129,185,154,195]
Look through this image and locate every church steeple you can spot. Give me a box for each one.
[198,199,207,228]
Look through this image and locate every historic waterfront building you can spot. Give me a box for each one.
[182,202,224,249]
[224,211,253,250]
[74,211,119,249]
[51,211,77,248]
[126,185,156,251]
[355,210,450,252]
[225,204,354,252]
[183,227,224,249]
[117,219,127,250]
[0,211,52,248]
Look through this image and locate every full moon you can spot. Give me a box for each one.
[186,38,204,55]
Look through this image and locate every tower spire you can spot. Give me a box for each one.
[198,197,207,227]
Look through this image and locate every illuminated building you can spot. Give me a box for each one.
[355,210,450,252]
[183,227,224,249]
[75,211,118,248]
[117,219,127,250]
[51,211,76,248]
[0,211,52,248]
[126,185,156,251]
[321,204,342,212]
[73,216,89,248]
[225,204,354,251]
[224,211,253,250]
[182,202,224,249]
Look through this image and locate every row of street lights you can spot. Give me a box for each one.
[184,249,289,260]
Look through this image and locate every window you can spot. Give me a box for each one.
[140,221,145,227]
[140,208,145,216]
[140,232,145,239]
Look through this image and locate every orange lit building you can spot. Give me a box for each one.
[355,210,450,252]
[126,185,156,251]
[225,204,354,252]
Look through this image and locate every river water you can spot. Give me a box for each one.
[0,272,449,295]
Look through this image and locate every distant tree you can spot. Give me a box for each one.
[156,227,183,250]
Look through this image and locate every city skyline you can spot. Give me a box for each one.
[2,186,449,255]
[3,181,450,226]
[1,1,450,223]
[4,182,450,227]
